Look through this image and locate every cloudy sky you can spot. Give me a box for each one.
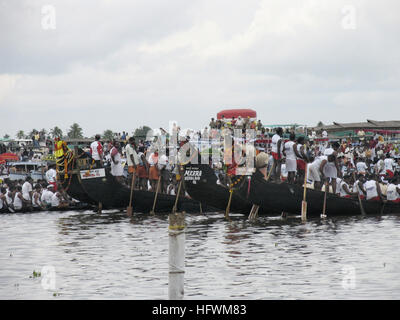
[0,0,399,138]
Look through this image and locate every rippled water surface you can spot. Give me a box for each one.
[1,209,400,299]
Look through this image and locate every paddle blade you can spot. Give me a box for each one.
[126,206,133,217]
[301,200,307,221]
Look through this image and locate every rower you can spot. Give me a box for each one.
[339,175,357,198]
[353,174,367,200]
[0,187,8,213]
[364,174,385,202]
[386,176,400,203]
[306,154,323,191]
[32,184,43,209]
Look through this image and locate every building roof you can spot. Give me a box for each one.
[317,120,400,132]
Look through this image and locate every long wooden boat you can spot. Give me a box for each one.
[57,148,215,213]
[183,163,400,216]
[183,163,272,215]
[248,169,400,216]
[80,167,215,213]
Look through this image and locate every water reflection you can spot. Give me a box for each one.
[1,210,400,299]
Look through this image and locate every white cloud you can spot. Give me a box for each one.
[1,0,399,138]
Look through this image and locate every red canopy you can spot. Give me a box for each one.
[217,109,257,120]
[0,153,19,164]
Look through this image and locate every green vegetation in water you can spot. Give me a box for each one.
[29,270,41,278]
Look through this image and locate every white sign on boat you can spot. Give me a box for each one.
[80,168,106,180]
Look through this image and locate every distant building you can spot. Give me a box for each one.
[315,119,400,141]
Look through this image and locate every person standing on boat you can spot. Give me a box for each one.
[320,142,341,194]
[22,177,33,203]
[271,127,284,182]
[45,164,57,191]
[283,133,301,184]
[356,157,368,176]
[90,134,104,168]
[294,136,307,185]
[110,141,124,183]
[148,150,160,191]
[125,137,139,187]
[306,154,324,191]
[137,146,149,190]
[384,154,396,178]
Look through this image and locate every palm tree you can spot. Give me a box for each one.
[16,130,25,139]
[134,126,152,140]
[50,126,63,139]
[28,129,38,138]
[67,123,84,139]
[3,134,10,139]
[103,129,114,141]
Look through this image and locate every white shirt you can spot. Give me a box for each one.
[46,168,57,183]
[51,193,60,207]
[339,181,350,197]
[284,141,296,160]
[41,189,54,204]
[384,158,395,171]
[386,184,400,201]
[90,141,102,161]
[271,134,283,154]
[125,144,139,167]
[22,181,32,201]
[365,180,378,200]
[356,162,368,174]
[13,192,23,210]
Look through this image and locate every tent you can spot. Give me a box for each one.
[217,109,257,120]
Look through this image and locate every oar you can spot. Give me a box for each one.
[266,161,274,181]
[225,189,233,220]
[321,180,328,219]
[352,172,366,216]
[150,176,161,215]
[172,179,183,214]
[126,173,136,217]
[301,163,308,222]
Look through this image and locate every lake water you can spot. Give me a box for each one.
[1,209,399,299]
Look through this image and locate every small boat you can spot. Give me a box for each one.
[7,161,47,181]
[0,202,93,214]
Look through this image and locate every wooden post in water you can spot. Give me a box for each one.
[168,211,185,300]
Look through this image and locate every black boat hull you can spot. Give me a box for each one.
[72,166,214,213]
[183,163,400,216]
